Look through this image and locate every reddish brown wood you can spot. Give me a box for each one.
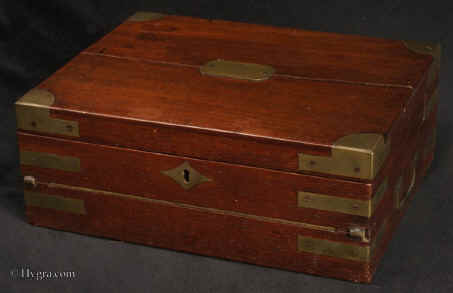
[25,181,372,282]
[18,131,370,229]
[15,13,437,179]
[40,53,411,147]
[369,107,436,240]
[16,13,440,282]
[23,133,435,284]
[24,50,430,179]
[17,89,438,237]
[369,139,435,278]
[85,14,432,88]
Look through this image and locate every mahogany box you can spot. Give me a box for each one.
[15,11,441,283]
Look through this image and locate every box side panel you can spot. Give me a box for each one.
[368,104,437,277]
[369,124,436,277]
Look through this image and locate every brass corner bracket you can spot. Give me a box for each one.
[127,11,166,22]
[15,88,79,137]
[403,40,442,88]
[403,40,442,61]
[299,133,390,180]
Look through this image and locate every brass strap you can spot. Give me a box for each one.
[298,178,388,217]
[25,191,86,215]
[32,182,337,233]
[20,151,81,172]
[298,216,389,262]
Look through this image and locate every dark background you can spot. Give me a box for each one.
[1,1,453,292]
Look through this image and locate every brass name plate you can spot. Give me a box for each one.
[298,178,388,217]
[298,217,389,262]
[200,59,275,81]
[25,191,86,215]
[298,133,390,180]
[20,151,81,172]
[16,89,79,137]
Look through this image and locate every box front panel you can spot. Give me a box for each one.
[22,125,435,283]
[17,81,438,231]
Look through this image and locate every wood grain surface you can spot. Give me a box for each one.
[16,13,437,179]
[86,14,432,88]
[18,89,438,235]
[22,124,435,283]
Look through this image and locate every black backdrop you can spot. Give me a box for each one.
[1,1,453,292]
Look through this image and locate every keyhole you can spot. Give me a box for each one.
[183,169,190,184]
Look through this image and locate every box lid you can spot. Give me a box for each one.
[15,12,438,181]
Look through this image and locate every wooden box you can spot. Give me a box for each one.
[15,11,440,283]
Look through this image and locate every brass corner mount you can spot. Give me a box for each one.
[299,133,390,180]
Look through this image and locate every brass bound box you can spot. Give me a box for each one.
[16,11,440,283]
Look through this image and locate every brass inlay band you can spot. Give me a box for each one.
[43,182,336,233]
[25,191,86,215]
[298,133,390,180]
[127,11,166,22]
[297,216,389,262]
[15,89,79,137]
[200,59,275,81]
[20,151,81,172]
[297,235,370,262]
[298,178,388,217]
